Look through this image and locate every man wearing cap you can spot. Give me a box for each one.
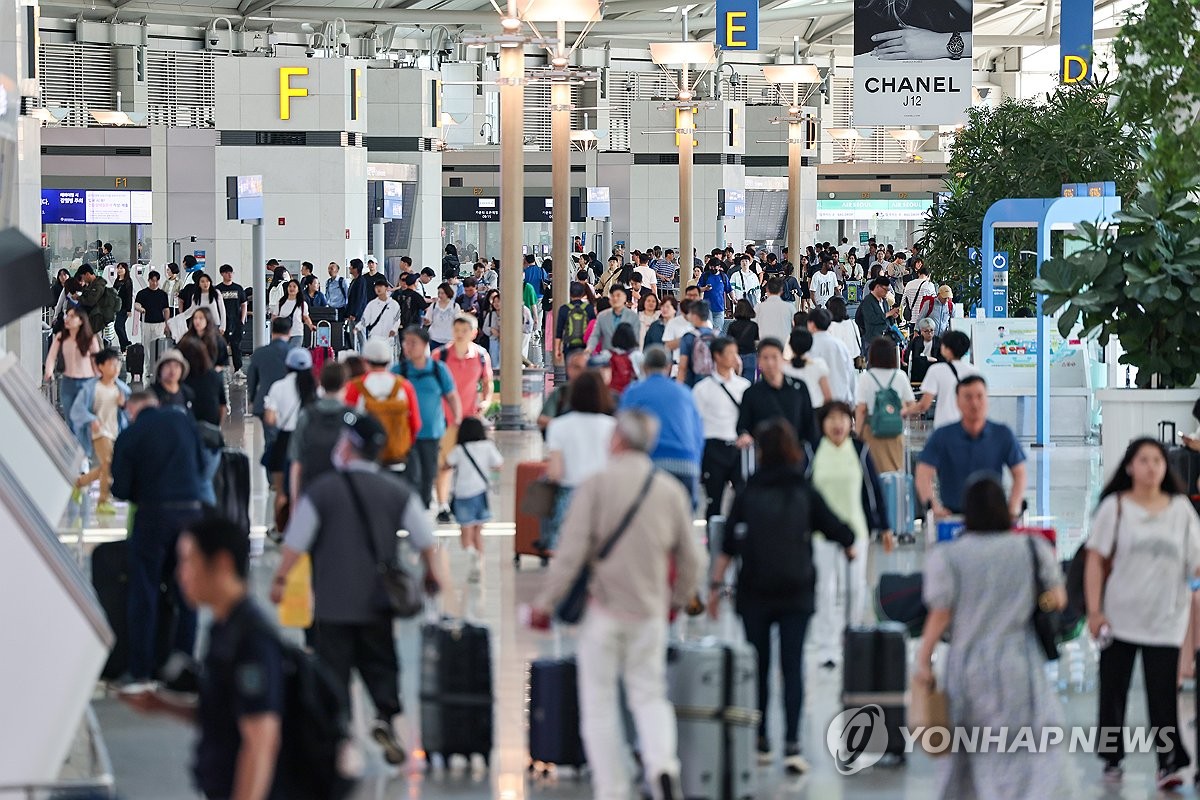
[111,389,207,686]
[271,412,440,766]
[344,339,422,471]
[247,317,296,420]
[151,348,195,412]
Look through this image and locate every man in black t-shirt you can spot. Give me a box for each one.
[122,515,286,800]
[134,270,171,379]
[218,264,248,373]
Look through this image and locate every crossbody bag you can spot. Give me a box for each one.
[342,473,423,618]
[452,444,492,509]
[556,468,657,624]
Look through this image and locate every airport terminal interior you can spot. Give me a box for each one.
[3,0,1200,797]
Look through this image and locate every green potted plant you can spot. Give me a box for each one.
[1032,0,1200,469]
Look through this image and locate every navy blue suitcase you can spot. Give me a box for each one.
[528,657,586,772]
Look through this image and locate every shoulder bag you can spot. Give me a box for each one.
[556,468,657,624]
[342,472,423,618]
[1028,535,1062,661]
[452,444,492,510]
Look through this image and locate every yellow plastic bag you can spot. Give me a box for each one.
[277,555,314,629]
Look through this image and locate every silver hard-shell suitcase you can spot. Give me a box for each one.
[667,639,758,800]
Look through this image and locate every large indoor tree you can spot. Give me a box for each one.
[918,80,1144,312]
[1032,0,1200,388]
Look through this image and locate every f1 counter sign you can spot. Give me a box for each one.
[717,0,758,50]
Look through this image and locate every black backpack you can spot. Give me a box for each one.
[273,637,358,799]
[298,405,350,487]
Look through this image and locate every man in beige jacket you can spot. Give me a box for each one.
[533,408,703,800]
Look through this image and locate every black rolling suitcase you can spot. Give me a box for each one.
[420,617,494,765]
[528,657,586,773]
[842,559,908,765]
[125,343,146,383]
[91,540,176,680]
[212,449,251,533]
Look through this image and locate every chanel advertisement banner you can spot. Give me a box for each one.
[853,0,973,125]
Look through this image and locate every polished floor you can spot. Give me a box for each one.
[59,379,1200,799]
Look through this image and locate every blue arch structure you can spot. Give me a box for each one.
[981,196,1122,448]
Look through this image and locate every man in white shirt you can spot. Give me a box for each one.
[836,237,853,262]
[356,277,403,342]
[417,267,438,301]
[806,307,856,404]
[810,260,839,308]
[635,252,659,292]
[730,257,762,309]
[692,336,751,521]
[754,277,794,346]
[900,264,937,329]
[912,330,979,428]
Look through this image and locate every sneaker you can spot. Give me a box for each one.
[436,509,452,524]
[756,736,772,765]
[1156,769,1182,791]
[95,501,117,516]
[70,487,84,505]
[783,744,810,776]
[371,718,407,766]
[1102,763,1123,783]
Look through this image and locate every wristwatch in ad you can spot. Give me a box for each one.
[947,31,965,60]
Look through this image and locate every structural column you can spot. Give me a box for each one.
[550,78,571,381]
[497,44,526,428]
[677,87,695,277]
[787,121,802,258]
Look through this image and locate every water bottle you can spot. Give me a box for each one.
[1095,623,1114,650]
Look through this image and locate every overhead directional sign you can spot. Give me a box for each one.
[717,0,758,50]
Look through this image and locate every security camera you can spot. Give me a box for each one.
[305,46,315,57]
[189,235,198,243]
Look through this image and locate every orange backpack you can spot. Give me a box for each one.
[351,376,413,465]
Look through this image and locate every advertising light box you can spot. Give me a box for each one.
[382,180,404,220]
[585,186,611,219]
[226,175,264,221]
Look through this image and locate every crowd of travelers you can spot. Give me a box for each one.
[39,235,1200,799]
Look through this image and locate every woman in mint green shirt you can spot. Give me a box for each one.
[806,401,894,668]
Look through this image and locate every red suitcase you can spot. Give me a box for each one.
[514,461,551,567]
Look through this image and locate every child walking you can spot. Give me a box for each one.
[70,348,130,514]
[444,417,503,582]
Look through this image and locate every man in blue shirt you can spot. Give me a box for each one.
[523,254,549,301]
[698,260,731,331]
[325,261,349,310]
[111,389,208,683]
[619,345,705,507]
[916,375,1028,517]
[394,326,463,508]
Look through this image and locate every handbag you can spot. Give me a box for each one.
[197,420,225,450]
[343,473,423,618]
[520,477,560,519]
[1028,535,1061,661]
[556,468,657,624]
[909,674,951,757]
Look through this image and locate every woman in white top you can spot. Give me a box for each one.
[784,329,832,407]
[542,371,617,550]
[826,297,862,366]
[854,337,917,473]
[1085,438,1200,787]
[637,292,661,350]
[275,279,314,346]
[267,267,290,310]
[445,416,504,582]
[163,263,183,311]
[424,283,458,349]
[187,272,227,332]
[263,348,317,527]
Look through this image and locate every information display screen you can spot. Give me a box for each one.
[382,180,403,220]
[585,186,611,219]
[718,188,746,218]
[41,190,153,225]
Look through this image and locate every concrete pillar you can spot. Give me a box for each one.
[550,78,571,379]
[497,44,526,428]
